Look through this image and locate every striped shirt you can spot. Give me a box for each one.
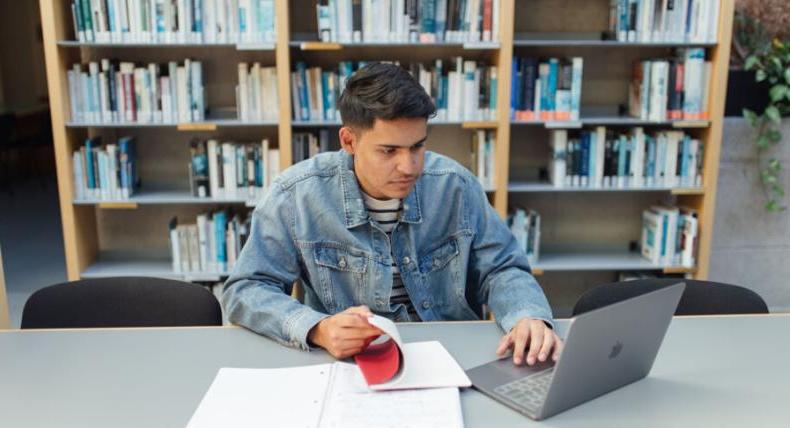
[361,191,420,321]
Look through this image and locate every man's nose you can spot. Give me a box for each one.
[396,152,418,176]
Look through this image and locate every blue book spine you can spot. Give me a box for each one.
[296,62,310,121]
[119,138,129,190]
[617,135,628,178]
[262,1,274,39]
[618,0,628,38]
[490,72,497,113]
[580,133,590,179]
[660,212,669,258]
[589,132,597,182]
[73,0,84,39]
[321,72,334,121]
[440,75,448,110]
[214,211,227,269]
[194,0,203,33]
[97,151,107,192]
[239,3,247,34]
[255,148,263,186]
[435,0,447,40]
[106,0,116,33]
[646,136,655,178]
[547,59,559,113]
[85,138,96,189]
[510,58,518,117]
[420,0,436,34]
[680,135,690,181]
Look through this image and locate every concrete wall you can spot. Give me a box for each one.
[709,118,790,313]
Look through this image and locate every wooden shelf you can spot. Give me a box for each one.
[511,118,711,128]
[81,254,228,282]
[532,250,695,273]
[57,40,275,50]
[513,40,716,48]
[66,119,279,129]
[74,190,260,207]
[508,183,704,194]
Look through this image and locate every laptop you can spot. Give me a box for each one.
[467,282,685,420]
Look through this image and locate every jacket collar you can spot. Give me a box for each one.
[339,150,423,229]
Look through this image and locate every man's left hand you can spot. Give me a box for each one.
[496,317,564,366]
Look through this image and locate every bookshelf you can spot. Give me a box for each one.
[39,1,733,289]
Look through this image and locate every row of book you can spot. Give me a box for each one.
[71,0,276,44]
[188,139,280,199]
[470,130,496,190]
[236,63,279,122]
[293,130,333,164]
[641,205,698,267]
[68,59,205,124]
[169,211,250,274]
[510,56,583,122]
[72,137,140,201]
[628,48,710,122]
[548,128,703,189]
[507,208,540,266]
[315,0,500,44]
[291,59,497,122]
[609,0,719,43]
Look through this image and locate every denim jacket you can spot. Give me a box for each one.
[223,150,554,350]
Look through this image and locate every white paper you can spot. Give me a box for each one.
[186,365,332,428]
[367,315,472,391]
[319,362,464,428]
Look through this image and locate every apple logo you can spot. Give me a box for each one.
[609,341,623,359]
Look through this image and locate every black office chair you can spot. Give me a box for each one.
[572,278,769,317]
[21,277,223,329]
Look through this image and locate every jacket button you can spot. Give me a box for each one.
[402,256,411,265]
[338,257,347,268]
[422,301,431,309]
[433,258,441,267]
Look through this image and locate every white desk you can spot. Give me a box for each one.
[1,315,789,427]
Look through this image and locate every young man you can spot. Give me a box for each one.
[224,63,562,366]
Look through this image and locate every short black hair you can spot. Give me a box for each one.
[338,62,436,130]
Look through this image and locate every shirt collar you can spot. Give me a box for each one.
[339,150,423,229]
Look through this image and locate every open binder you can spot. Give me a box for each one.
[188,316,470,428]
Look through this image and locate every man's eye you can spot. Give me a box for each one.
[381,148,395,154]
[411,143,425,151]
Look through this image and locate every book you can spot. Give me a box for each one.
[610,0,718,43]
[70,0,276,44]
[71,136,138,201]
[292,59,496,122]
[511,56,582,122]
[68,58,204,124]
[313,0,497,44]
[544,127,703,189]
[188,363,463,428]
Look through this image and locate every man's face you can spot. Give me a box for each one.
[340,117,427,200]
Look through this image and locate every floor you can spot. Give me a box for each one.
[0,176,67,328]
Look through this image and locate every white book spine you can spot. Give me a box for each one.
[197,214,209,272]
[550,130,567,187]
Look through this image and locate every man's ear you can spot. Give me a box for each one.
[339,127,356,155]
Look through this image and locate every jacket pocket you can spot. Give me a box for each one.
[418,238,460,274]
[312,244,370,312]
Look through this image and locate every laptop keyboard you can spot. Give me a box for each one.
[493,368,555,416]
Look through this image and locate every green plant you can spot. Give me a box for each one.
[743,38,790,211]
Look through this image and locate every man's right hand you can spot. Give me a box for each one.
[307,306,383,359]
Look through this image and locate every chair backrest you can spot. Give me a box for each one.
[21,277,222,329]
[572,278,769,317]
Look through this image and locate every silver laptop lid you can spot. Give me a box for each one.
[538,281,685,419]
